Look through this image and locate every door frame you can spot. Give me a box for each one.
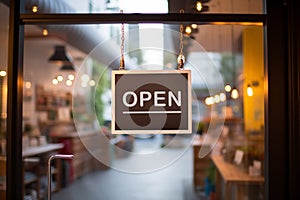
[5,0,300,199]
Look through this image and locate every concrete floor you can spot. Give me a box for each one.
[52,136,208,200]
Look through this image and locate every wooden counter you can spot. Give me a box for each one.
[211,155,264,200]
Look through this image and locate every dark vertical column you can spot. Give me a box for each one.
[287,0,300,199]
[7,0,24,199]
[265,0,289,200]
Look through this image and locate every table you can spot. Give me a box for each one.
[1,143,64,199]
[211,155,264,200]
[23,143,64,157]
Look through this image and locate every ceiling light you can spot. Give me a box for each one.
[0,70,7,77]
[191,24,198,29]
[42,29,48,36]
[57,75,64,82]
[25,81,31,89]
[89,80,96,86]
[225,84,232,92]
[205,96,214,105]
[66,80,73,86]
[214,94,220,103]
[247,84,254,96]
[32,6,38,13]
[185,26,192,34]
[196,2,203,12]
[68,74,75,81]
[49,45,72,65]
[231,88,239,99]
[52,78,59,85]
[220,93,226,102]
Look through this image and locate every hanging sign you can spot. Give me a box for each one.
[111,70,192,134]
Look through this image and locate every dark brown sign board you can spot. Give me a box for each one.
[111,70,192,134]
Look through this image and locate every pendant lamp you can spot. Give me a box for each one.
[49,45,72,65]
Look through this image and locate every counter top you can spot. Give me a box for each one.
[50,130,99,138]
[211,155,264,184]
[22,143,64,157]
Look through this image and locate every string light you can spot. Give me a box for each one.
[191,24,198,29]
[0,70,7,77]
[231,88,239,99]
[185,26,192,34]
[225,84,232,92]
[247,84,254,96]
[52,78,59,85]
[196,1,203,12]
[220,93,226,102]
[42,29,48,36]
[32,6,38,13]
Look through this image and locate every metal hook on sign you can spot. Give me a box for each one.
[48,154,74,200]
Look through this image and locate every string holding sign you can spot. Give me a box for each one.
[177,9,185,70]
[119,9,125,70]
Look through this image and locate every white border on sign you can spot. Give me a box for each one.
[111,70,192,134]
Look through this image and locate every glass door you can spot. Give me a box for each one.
[5,0,299,199]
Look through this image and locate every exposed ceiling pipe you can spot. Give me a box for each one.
[2,0,135,69]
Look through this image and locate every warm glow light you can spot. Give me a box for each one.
[205,96,214,105]
[196,1,203,12]
[214,94,220,103]
[89,80,96,86]
[66,80,73,86]
[247,85,254,96]
[191,24,198,29]
[25,81,31,89]
[225,84,232,92]
[231,88,239,99]
[52,78,59,85]
[68,74,75,81]
[185,26,192,34]
[57,75,63,82]
[220,93,226,102]
[0,70,7,77]
[42,29,48,36]
[32,6,38,13]
[81,74,90,82]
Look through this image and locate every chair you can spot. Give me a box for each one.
[23,157,40,200]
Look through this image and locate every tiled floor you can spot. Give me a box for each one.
[52,136,208,200]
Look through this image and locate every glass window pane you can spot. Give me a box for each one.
[22,0,264,14]
[23,22,265,199]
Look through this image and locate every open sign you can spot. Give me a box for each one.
[111,70,191,134]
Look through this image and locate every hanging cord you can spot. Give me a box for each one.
[177,9,185,70]
[119,10,125,70]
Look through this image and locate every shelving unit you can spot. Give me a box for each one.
[35,85,72,123]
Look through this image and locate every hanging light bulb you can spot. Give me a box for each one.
[0,70,7,77]
[225,84,232,92]
[196,1,203,12]
[231,88,239,99]
[185,26,192,35]
[220,93,226,102]
[214,94,220,103]
[52,78,59,85]
[205,96,214,105]
[57,75,63,82]
[42,29,48,36]
[247,84,254,96]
